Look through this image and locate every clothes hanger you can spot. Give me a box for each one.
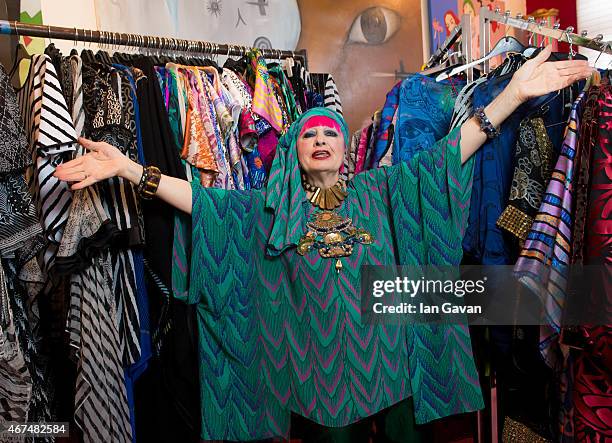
[587,39,611,90]
[436,13,525,82]
[521,18,549,58]
[420,50,463,77]
[7,41,31,85]
[7,21,34,88]
[436,36,524,81]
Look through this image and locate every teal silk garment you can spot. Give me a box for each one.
[174,108,484,441]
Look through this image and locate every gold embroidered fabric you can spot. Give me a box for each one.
[497,117,553,240]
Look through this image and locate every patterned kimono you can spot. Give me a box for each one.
[176,108,484,441]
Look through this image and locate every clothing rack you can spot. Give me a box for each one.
[0,19,308,68]
[479,7,612,74]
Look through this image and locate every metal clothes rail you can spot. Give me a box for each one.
[480,7,612,73]
[0,19,308,68]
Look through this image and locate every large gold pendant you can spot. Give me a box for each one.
[297,210,374,272]
[308,184,348,210]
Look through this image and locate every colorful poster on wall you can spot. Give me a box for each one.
[19,0,44,81]
[457,0,505,59]
[428,0,460,52]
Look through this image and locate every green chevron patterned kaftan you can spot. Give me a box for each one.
[174,108,484,441]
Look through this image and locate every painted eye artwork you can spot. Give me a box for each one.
[347,7,401,45]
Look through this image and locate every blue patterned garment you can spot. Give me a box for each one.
[372,81,401,167]
[114,64,153,443]
[392,74,465,165]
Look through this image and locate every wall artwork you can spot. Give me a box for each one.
[429,0,460,53]
[457,0,505,59]
[19,0,44,81]
[296,0,423,132]
[94,0,301,50]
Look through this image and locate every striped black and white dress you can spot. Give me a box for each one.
[323,74,343,116]
[18,55,77,278]
[54,55,132,443]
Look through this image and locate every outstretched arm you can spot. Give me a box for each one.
[458,45,594,164]
[54,138,194,215]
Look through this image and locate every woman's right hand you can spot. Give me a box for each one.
[54,137,136,190]
[55,137,193,215]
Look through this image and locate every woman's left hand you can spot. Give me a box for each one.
[506,44,595,104]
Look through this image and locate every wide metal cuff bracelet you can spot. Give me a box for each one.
[137,165,161,200]
[474,106,500,139]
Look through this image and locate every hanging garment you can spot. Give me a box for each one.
[571,86,601,264]
[569,83,612,443]
[181,108,483,441]
[128,57,200,443]
[354,124,370,174]
[365,110,382,170]
[287,62,309,113]
[272,64,302,121]
[5,239,54,428]
[71,254,133,443]
[177,66,219,186]
[323,73,343,116]
[48,55,132,443]
[514,92,586,367]
[17,54,78,277]
[249,50,284,133]
[222,69,267,188]
[81,62,145,369]
[0,261,32,426]
[114,63,154,440]
[463,73,565,266]
[0,172,41,255]
[392,74,464,164]
[372,81,401,167]
[497,117,555,242]
[0,55,52,411]
[585,83,612,264]
[0,65,31,174]
[345,129,361,180]
[57,191,132,443]
[0,66,42,254]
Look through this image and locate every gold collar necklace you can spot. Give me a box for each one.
[301,174,348,210]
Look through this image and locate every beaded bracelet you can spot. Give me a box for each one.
[474,106,500,139]
[137,165,161,200]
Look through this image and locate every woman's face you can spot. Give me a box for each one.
[297,126,346,178]
[445,14,457,32]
